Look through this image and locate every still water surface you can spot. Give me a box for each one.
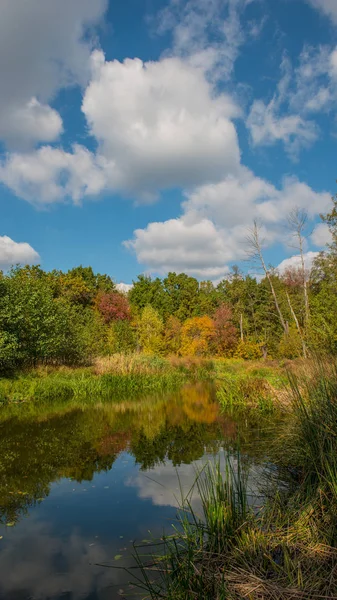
[0,383,277,599]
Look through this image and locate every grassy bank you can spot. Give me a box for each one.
[133,360,337,599]
[0,354,215,406]
[214,358,288,414]
[0,354,290,412]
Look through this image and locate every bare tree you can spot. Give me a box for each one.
[287,208,310,326]
[246,221,288,335]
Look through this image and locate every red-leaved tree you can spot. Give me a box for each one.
[96,292,131,324]
[213,304,238,356]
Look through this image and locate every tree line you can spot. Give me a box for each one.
[0,201,336,371]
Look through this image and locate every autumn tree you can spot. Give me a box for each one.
[217,267,255,342]
[67,266,115,294]
[213,304,238,356]
[163,316,182,355]
[54,266,115,306]
[96,291,131,324]
[180,316,215,356]
[58,274,93,305]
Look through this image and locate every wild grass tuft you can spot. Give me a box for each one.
[278,360,337,545]
[132,457,250,600]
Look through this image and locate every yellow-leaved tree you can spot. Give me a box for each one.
[137,305,163,354]
[180,316,215,356]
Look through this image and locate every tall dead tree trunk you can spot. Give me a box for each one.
[287,208,310,328]
[247,221,288,336]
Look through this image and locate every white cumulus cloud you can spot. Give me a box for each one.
[277,251,319,275]
[246,55,319,157]
[0,51,241,204]
[247,44,337,156]
[0,145,107,206]
[154,0,259,82]
[0,99,63,150]
[0,236,40,269]
[311,222,333,247]
[125,169,331,279]
[125,218,231,279]
[0,0,107,148]
[82,51,241,198]
[115,283,133,294]
[247,99,318,156]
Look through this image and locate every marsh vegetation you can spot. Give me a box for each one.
[133,360,337,599]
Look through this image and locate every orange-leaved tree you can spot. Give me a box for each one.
[180,316,215,356]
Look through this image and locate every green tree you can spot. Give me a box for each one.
[0,266,80,367]
[163,272,199,320]
[197,280,220,316]
[129,275,168,319]
[107,320,137,354]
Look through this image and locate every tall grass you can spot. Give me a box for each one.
[214,359,290,415]
[0,354,215,406]
[94,354,215,378]
[133,458,249,600]
[0,371,186,405]
[216,372,278,414]
[281,360,337,545]
[132,359,337,599]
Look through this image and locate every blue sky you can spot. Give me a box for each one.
[0,0,336,285]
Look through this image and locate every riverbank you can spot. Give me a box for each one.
[0,354,215,406]
[0,354,285,408]
[215,358,288,414]
[134,359,337,599]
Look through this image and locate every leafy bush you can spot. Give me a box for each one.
[235,340,263,360]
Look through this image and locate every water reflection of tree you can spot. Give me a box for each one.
[0,385,282,525]
[130,384,226,469]
[0,410,118,524]
[181,383,219,424]
[131,423,223,470]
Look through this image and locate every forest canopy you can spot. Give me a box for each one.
[0,203,336,372]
